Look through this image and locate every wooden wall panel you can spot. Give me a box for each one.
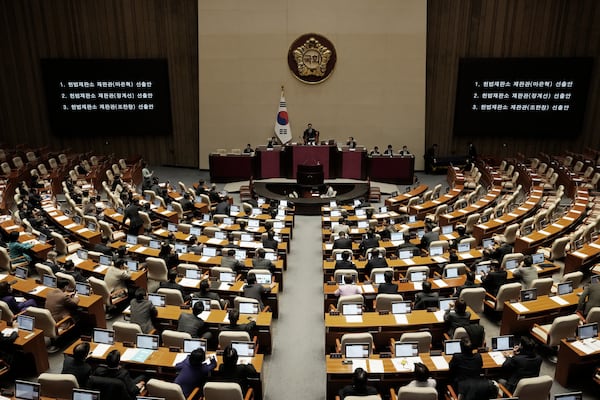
[0,0,198,167]
[427,0,600,160]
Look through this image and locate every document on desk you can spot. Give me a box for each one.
[121,348,153,363]
[1,328,17,337]
[135,246,148,253]
[345,315,363,323]
[155,229,167,235]
[368,359,384,373]
[198,311,211,320]
[76,228,88,234]
[65,223,78,229]
[3,224,19,231]
[172,353,188,366]
[550,296,570,306]
[179,278,200,288]
[199,256,211,263]
[572,251,588,259]
[238,357,253,365]
[361,284,375,293]
[430,356,449,370]
[93,265,109,273]
[391,356,421,372]
[488,351,506,365]
[218,282,231,291]
[0,274,6,281]
[590,243,600,250]
[349,359,367,371]
[394,314,408,325]
[391,240,404,247]
[433,279,448,288]
[92,343,111,358]
[29,286,46,295]
[511,302,529,313]
[433,310,445,322]
[412,282,422,291]
[56,215,69,222]
[571,339,600,355]
[403,259,415,265]
[324,243,333,250]
[433,256,447,263]
[206,238,223,245]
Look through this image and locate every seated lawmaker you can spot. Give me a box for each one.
[252,248,276,274]
[177,300,212,340]
[215,344,259,393]
[332,231,353,250]
[414,281,439,310]
[93,349,146,400]
[377,271,398,294]
[339,368,378,399]
[175,348,216,398]
[334,275,362,297]
[444,298,471,336]
[334,251,356,270]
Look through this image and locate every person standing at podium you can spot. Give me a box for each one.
[346,137,357,148]
[303,123,318,145]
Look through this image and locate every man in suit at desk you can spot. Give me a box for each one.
[419,223,439,252]
[252,248,275,274]
[414,281,439,310]
[93,350,146,399]
[302,123,318,145]
[481,261,506,297]
[346,137,357,148]
[216,345,259,393]
[399,145,411,156]
[221,309,256,332]
[221,249,245,273]
[577,280,600,317]
[339,368,378,399]
[122,198,143,236]
[364,248,388,278]
[334,251,356,270]
[45,278,80,323]
[500,336,542,393]
[332,231,353,250]
[243,274,275,310]
[512,255,538,289]
[214,196,230,215]
[359,230,380,256]
[377,271,398,294]
[262,231,278,251]
[178,299,212,340]
[397,233,421,256]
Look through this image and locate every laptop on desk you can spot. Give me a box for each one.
[491,335,514,351]
[183,338,207,354]
[439,298,456,312]
[409,271,427,282]
[15,265,28,279]
[15,380,40,400]
[136,333,159,350]
[43,274,57,288]
[577,323,598,340]
[391,301,412,314]
[341,303,363,316]
[344,343,370,358]
[75,282,91,296]
[72,389,100,400]
[238,301,259,314]
[93,328,115,345]
[395,342,419,358]
[444,339,462,355]
[520,288,537,302]
[554,392,583,400]
[17,314,35,332]
[557,281,573,296]
[457,242,470,253]
[148,293,166,307]
[231,341,256,357]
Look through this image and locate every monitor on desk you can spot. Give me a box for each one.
[99,255,112,266]
[126,234,138,246]
[235,249,246,260]
[521,225,533,236]
[445,267,459,279]
[395,342,419,358]
[15,380,40,400]
[354,199,362,207]
[265,252,277,261]
[240,233,253,242]
[391,301,412,314]
[223,217,234,225]
[93,328,115,345]
[441,225,453,235]
[116,207,124,215]
[373,272,386,284]
[505,259,518,270]
[248,219,260,228]
[17,314,35,332]
[429,246,443,256]
[185,269,202,280]
[63,208,72,216]
[457,242,470,253]
[202,213,211,222]
[335,253,344,261]
[229,205,240,215]
[183,338,207,354]
[190,226,202,236]
[72,389,100,400]
[202,247,217,257]
[532,252,545,264]
[149,239,161,250]
[87,222,97,232]
[77,249,89,260]
[75,282,91,296]
[15,265,28,279]
[482,238,494,249]
[491,335,514,351]
[410,271,427,282]
[341,302,363,316]
[167,223,177,232]
[408,215,416,223]
[399,250,413,260]
[520,288,537,302]
[554,392,583,400]
[238,301,259,314]
[252,207,262,216]
[475,263,490,275]
[591,275,600,285]
[253,272,272,285]
[573,238,584,250]
[136,334,159,350]
[417,230,425,239]
[219,271,236,283]
[444,339,462,355]
[390,232,403,242]
[355,209,365,217]
[357,220,369,229]
[439,298,456,312]
[148,293,166,307]
[480,215,490,223]
[231,341,256,357]
[577,323,598,340]
[174,244,188,254]
[344,343,370,358]
[153,199,161,207]
[43,274,57,288]
[127,260,139,271]
[166,204,174,213]
[191,298,211,312]
[557,281,573,296]
[329,201,337,208]
[73,215,82,225]
[273,221,285,229]
[379,206,388,213]
[38,233,47,244]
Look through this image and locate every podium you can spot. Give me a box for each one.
[297,164,324,186]
[289,145,335,178]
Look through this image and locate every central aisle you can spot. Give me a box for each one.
[263,215,326,399]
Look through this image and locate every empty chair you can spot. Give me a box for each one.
[541,236,570,261]
[337,332,374,355]
[441,263,467,277]
[398,196,419,214]
[162,330,192,348]
[583,172,600,190]
[484,282,522,312]
[50,232,82,255]
[157,288,185,306]
[375,294,404,312]
[499,375,553,400]
[204,381,253,400]
[35,263,55,278]
[495,223,519,245]
[530,278,554,296]
[0,300,14,323]
[98,220,126,242]
[458,287,486,314]
[146,378,199,400]
[582,166,595,179]
[335,294,365,312]
[12,156,24,169]
[218,330,251,350]
[531,314,580,348]
[23,306,76,352]
[560,271,583,288]
[422,190,433,202]
[146,257,168,292]
[585,307,600,325]
[112,321,143,343]
[464,213,480,234]
[543,172,558,191]
[88,276,128,316]
[502,171,519,190]
[38,373,79,398]
[398,331,432,353]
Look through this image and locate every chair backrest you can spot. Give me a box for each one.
[560,271,583,288]
[512,375,553,400]
[547,314,580,347]
[56,272,76,289]
[422,190,432,202]
[0,300,14,322]
[340,332,374,355]
[35,263,55,279]
[178,223,192,234]
[452,326,469,340]
[530,278,554,296]
[157,288,184,305]
[50,232,69,255]
[333,269,358,283]
[210,266,234,278]
[204,381,245,400]
[549,236,570,260]
[337,294,365,311]
[234,296,260,312]
[428,240,449,253]
[146,378,186,400]
[38,373,79,398]
[0,247,13,272]
[375,294,404,311]
[370,267,394,282]
[586,307,600,325]
[399,331,432,353]
[459,287,486,314]
[494,283,523,311]
[464,213,480,233]
[112,321,143,343]
[88,276,111,306]
[397,386,437,400]
[405,266,430,279]
[162,330,192,348]
[443,263,467,277]
[502,223,520,244]
[146,257,168,282]
[176,263,199,275]
[23,306,58,339]
[501,252,524,270]
[218,330,251,349]
[171,202,184,219]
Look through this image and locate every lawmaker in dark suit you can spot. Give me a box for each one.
[93,350,145,400]
[414,281,439,310]
[252,248,276,273]
[454,271,479,298]
[215,345,259,392]
[364,248,388,278]
[62,341,92,387]
[377,271,398,294]
[338,368,378,399]
[444,298,471,336]
[419,223,439,251]
[332,231,353,250]
[481,261,506,296]
[122,199,143,235]
[175,348,217,398]
[177,300,212,340]
[501,336,542,392]
[214,197,230,215]
[334,251,356,270]
[359,230,379,256]
[221,249,245,273]
[129,288,157,334]
[220,309,256,332]
[159,270,189,302]
[577,281,600,317]
[449,338,483,391]
[262,231,278,251]
[242,275,274,310]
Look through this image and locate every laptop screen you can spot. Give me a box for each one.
[395,342,419,357]
[148,240,161,250]
[355,209,365,217]
[335,253,344,261]
[373,272,386,284]
[520,288,537,302]
[127,260,139,271]
[238,302,259,314]
[379,206,388,213]
[591,275,600,284]
[341,303,363,316]
[482,238,494,248]
[191,298,211,312]
[442,225,453,234]
[253,273,272,284]
[136,334,159,350]
[77,249,88,260]
[202,247,217,257]
[390,232,403,242]
[248,219,260,228]
[167,223,177,232]
[43,274,57,288]
[252,207,262,216]
[410,271,427,282]
[183,338,207,354]
[554,392,583,400]
[491,335,514,351]
[408,215,416,223]
[457,243,470,253]
[126,234,138,245]
[265,252,277,261]
[38,233,47,244]
[230,205,240,215]
[167,204,173,212]
[190,226,202,236]
[344,343,370,358]
[329,201,337,208]
[231,341,256,357]
[475,263,490,275]
[202,213,211,222]
[273,221,285,229]
[391,301,412,314]
[240,233,253,242]
[445,267,459,278]
[93,328,115,345]
[72,389,100,400]
[532,252,545,264]
[439,298,456,312]
[223,217,234,225]
[557,282,573,296]
[185,269,202,279]
[429,246,443,256]
[219,271,236,283]
[357,220,369,229]
[17,315,35,332]
[444,340,462,355]
[235,249,247,260]
[73,215,82,225]
[175,244,188,254]
[505,259,518,270]
[577,323,598,340]
[398,250,412,260]
[75,282,91,296]
[99,255,112,266]
[15,266,28,279]
[15,381,40,400]
[87,222,97,232]
[148,293,166,307]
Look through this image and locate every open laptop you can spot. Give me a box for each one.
[136,334,159,350]
[520,288,537,302]
[38,233,47,245]
[77,249,89,260]
[240,233,253,242]
[235,249,247,260]
[73,215,82,225]
[491,335,514,351]
[457,242,470,253]
[238,301,259,314]
[341,303,363,316]
[202,247,217,257]
[174,243,188,254]
[557,281,573,296]
[191,298,211,312]
[17,314,35,332]
[167,223,178,232]
[482,238,494,249]
[429,246,444,256]
[439,298,456,312]
[399,250,413,259]
[391,301,412,314]
[379,206,388,213]
[126,234,138,246]
[408,215,417,223]
[219,271,236,283]
[531,252,545,265]
[127,260,139,272]
[521,225,533,236]
[395,342,419,357]
[182,338,207,354]
[373,272,386,284]
[355,209,366,217]
[591,275,600,284]
[554,392,583,400]
[409,271,427,282]
[265,252,277,261]
[185,269,202,280]
[357,220,369,229]
[99,255,112,266]
[72,389,100,400]
[148,239,161,250]
[441,225,453,235]
[148,293,166,307]
[344,343,370,358]
[43,274,57,288]
[15,380,40,400]
[93,328,115,345]
[223,217,235,225]
[445,267,460,279]
[15,265,28,279]
[231,341,256,357]
[87,222,97,232]
[475,263,491,275]
[253,272,272,285]
[504,259,518,270]
[444,339,462,355]
[229,205,240,215]
[247,219,260,228]
[75,282,91,296]
[577,322,598,340]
